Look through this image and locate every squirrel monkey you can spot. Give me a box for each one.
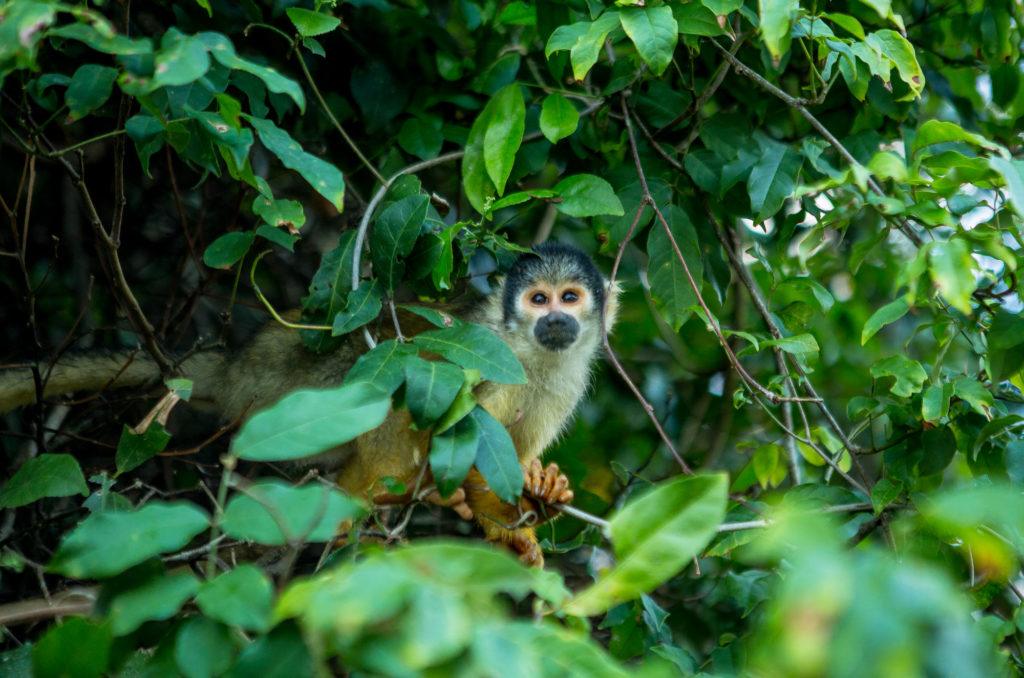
[0,242,618,566]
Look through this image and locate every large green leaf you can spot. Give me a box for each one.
[870,355,927,398]
[232,382,391,461]
[302,230,357,353]
[404,356,464,428]
[619,6,678,76]
[469,407,522,504]
[196,564,274,631]
[553,174,624,218]
[539,93,579,144]
[928,239,976,314]
[175,617,237,678]
[286,7,341,37]
[107,572,200,635]
[370,194,430,290]
[0,453,88,508]
[115,423,172,475]
[65,64,117,121]
[564,474,727,616]
[331,280,382,336]
[569,11,621,80]
[865,29,924,100]
[861,297,910,345]
[429,414,480,497]
[647,205,703,331]
[759,0,799,64]
[748,136,802,220]
[199,32,306,112]
[249,116,345,211]
[221,479,365,545]
[50,501,210,578]
[32,617,112,678]
[990,157,1024,218]
[482,84,525,196]
[344,339,418,394]
[413,324,526,385]
[152,33,210,89]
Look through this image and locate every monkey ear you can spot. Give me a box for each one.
[602,279,622,333]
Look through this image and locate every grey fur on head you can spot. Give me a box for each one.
[501,242,606,325]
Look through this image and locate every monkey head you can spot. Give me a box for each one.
[500,242,609,354]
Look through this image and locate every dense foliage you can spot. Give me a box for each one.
[1,0,1023,675]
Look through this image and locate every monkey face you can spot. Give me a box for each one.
[519,283,587,351]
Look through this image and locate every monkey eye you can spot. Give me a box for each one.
[530,292,549,305]
[561,290,580,303]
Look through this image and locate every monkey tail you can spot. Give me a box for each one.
[0,350,224,414]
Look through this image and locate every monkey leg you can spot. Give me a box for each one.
[523,459,574,521]
[463,469,545,567]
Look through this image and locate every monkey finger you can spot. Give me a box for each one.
[423,488,474,520]
[549,474,569,504]
[557,488,574,504]
[541,463,559,501]
[525,459,543,496]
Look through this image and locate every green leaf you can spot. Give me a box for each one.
[702,0,744,14]
[553,174,624,218]
[199,32,306,112]
[928,239,976,314]
[870,355,927,398]
[483,84,525,196]
[125,114,165,177]
[302,230,357,353]
[249,116,345,211]
[285,7,341,37]
[763,333,820,357]
[953,377,993,416]
[65,64,118,121]
[47,23,152,56]
[196,564,274,631]
[429,414,479,497]
[253,196,305,232]
[911,120,1003,157]
[619,6,678,76]
[0,453,88,508]
[989,310,1024,349]
[108,572,200,635]
[647,204,703,331]
[921,383,952,423]
[32,617,111,678]
[759,0,799,64]
[398,116,444,160]
[225,622,314,678]
[175,617,236,678]
[870,478,903,515]
[923,483,1024,545]
[115,423,172,475]
[370,193,430,290]
[153,34,210,89]
[344,339,418,394]
[232,382,391,461]
[221,479,365,545]
[564,474,727,616]
[404,356,464,429]
[50,501,210,578]
[865,30,924,100]
[567,11,622,80]
[748,137,802,220]
[469,407,522,504]
[989,157,1024,219]
[413,324,526,385]
[539,93,579,144]
[331,280,382,336]
[203,231,255,269]
[861,297,910,345]
[673,3,727,36]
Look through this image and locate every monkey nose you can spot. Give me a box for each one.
[534,312,579,351]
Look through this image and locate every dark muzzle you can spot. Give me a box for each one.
[534,312,579,351]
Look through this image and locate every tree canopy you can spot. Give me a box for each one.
[1,0,1023,675]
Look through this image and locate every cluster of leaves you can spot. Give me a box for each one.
[1,0,1024,675]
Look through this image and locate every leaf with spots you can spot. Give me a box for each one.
[249,116,345,211]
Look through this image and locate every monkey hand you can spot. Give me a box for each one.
[522,459,574,523]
